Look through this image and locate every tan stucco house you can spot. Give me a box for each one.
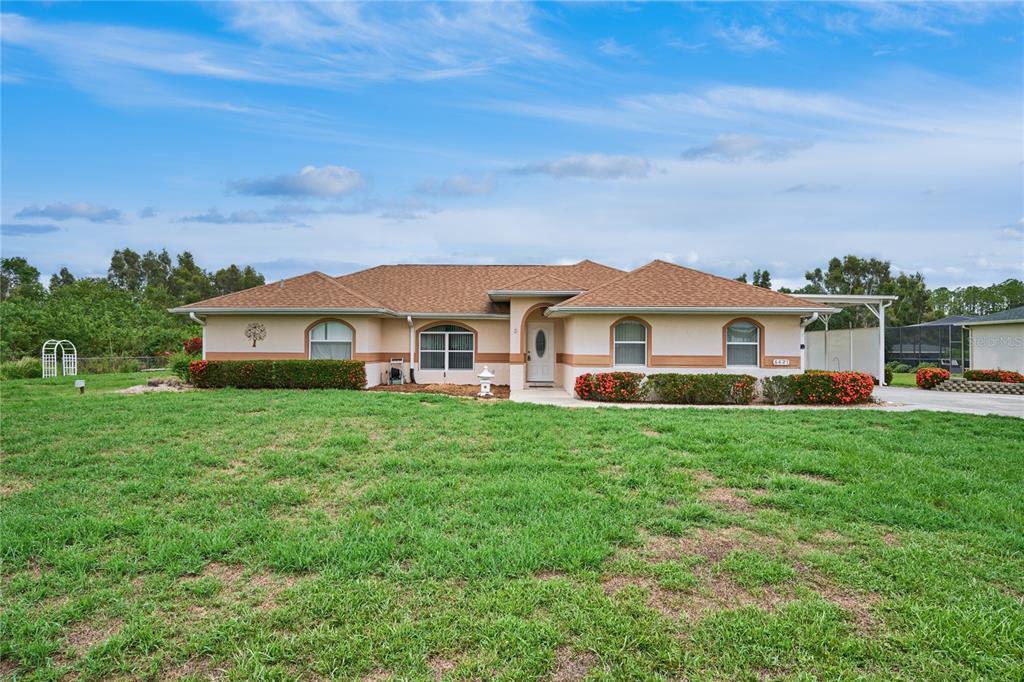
[171,259,834,394]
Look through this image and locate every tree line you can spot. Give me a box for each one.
[0,249,265,360]
[741,255,1022,328]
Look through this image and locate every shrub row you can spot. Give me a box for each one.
[916,367,950,389]
[574,370,875,406]
[963,369,1024,384]
[574,371,646,402]
[792,371,875,405]
[646,373,757,405]
[189,359,366,389]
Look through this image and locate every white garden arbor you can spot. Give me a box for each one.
[41,339,78,378]
[799,294,898,385]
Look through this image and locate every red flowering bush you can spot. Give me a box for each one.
[792,371,874,405]
[916,367,950,389]
[189,359,365,389]
[646,373,757,404]
[182,337,203,355]
[963,369,1024,384]
[575,372,646,402]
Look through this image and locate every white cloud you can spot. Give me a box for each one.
[416,173,496,196]
[15,202,123,222]
[511,154,651,179]
[596,38,638,58]
[712,24,778,51]
[999,220,1023,241]
[682,134,812,162]
[780,183,841,194]
[138,207,158,219]
[177,209,286,224]
[228,165,366,198]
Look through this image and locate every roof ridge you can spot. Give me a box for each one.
[495,270,583,290]
[644,259,822,305]
[555,261,649,306]
[310,270,386,309]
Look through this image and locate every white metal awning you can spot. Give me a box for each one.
[797,294,898,385]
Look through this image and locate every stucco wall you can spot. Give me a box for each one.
[557,313,804,395]
[970,323,1024,373]
[204,315,382,356]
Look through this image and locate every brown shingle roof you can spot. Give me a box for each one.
[177,271,385,310]
[334,261,623,314]
[553,260,826,309]
[491,271,584,292]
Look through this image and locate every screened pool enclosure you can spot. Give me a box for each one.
[884,316,973,373]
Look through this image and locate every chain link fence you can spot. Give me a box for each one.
[77,356,170,374]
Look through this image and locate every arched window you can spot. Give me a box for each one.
[613,320,647,366]
[726,321,759,366]
[309,321,353,360]
[420,324,474,370]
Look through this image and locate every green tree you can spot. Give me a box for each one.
[1,257,45,301]
[107,248,145,292]
[734,273,748,284]
[884,272,931,326]
[49,267,76,291]
[168,252,212,305]
[752,269,772,289]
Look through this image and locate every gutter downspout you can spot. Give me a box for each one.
[407,315,416,383]
[189,312,207,361]
[800,313,819,372]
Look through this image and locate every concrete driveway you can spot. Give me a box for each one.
[511,386,1023,418]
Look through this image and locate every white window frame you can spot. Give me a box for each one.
[613,321,647,367]
[419,325,475,371]
[308,321,353,360]
[726,321,760,368]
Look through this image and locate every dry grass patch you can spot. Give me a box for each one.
[62,617,123,659]
[159,656,228,681]
[535,570,570,581]
[179,562,302,613]
[427,656,457,680]
[550,645,598,681]
[702,487,762,514]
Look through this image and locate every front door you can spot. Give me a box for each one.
[527,322,555,383]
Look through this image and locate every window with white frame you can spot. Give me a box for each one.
[726,321,759,366]
[419,324,474,370]
[308,321,353,360]
[613,320,647,366]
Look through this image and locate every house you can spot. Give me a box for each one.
[171,259,833,394]
[963,306,1024,373]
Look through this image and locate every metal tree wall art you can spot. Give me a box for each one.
[244,322,267,348]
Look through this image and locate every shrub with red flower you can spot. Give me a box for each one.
[183,337,203,355]
[575,372,646,402]
[916,367,950,389]
[791,371,874,405]
[963,369,1024,384]
[188,359,365,389]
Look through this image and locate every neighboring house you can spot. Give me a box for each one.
[171,259,832,393]
[963,306,1024,373]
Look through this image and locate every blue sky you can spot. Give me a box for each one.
[2,1,1022,289]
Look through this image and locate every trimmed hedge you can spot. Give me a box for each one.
[963,369,1024,384]
[189,359,365,389]
[916,367,950,389]
[791,371,874,405]
[647,373,757,405]
[574,372,646,402]
[761,375,796,405]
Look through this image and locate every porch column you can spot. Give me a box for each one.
[878,302,887,386]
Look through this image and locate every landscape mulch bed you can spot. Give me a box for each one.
[369,383,510,399]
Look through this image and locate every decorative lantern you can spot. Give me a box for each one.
[478,366,495,397]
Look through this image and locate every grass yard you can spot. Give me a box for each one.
[889,373,919,388]
[2,373,1023,681]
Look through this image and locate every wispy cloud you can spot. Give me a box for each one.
[596,37,638,58]
[15,202,123,222]
[416,173,496,196]
[176,209,287,225]
[712,24,778,51]
[1,223,61,236]
[999,219,1023,241]
[780,182,841,194]
[682,135,812,162]
[511,154,651,179]
[138,207,158,219]
[228,165,366,198]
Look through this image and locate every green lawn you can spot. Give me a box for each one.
[889,372,919,388]
[2,373,1022,681]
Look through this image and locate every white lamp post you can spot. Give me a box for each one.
[478,366,495,397]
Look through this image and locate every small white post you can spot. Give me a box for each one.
[878,302,888,386]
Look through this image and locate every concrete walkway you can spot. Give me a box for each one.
[510,386,1023,418]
